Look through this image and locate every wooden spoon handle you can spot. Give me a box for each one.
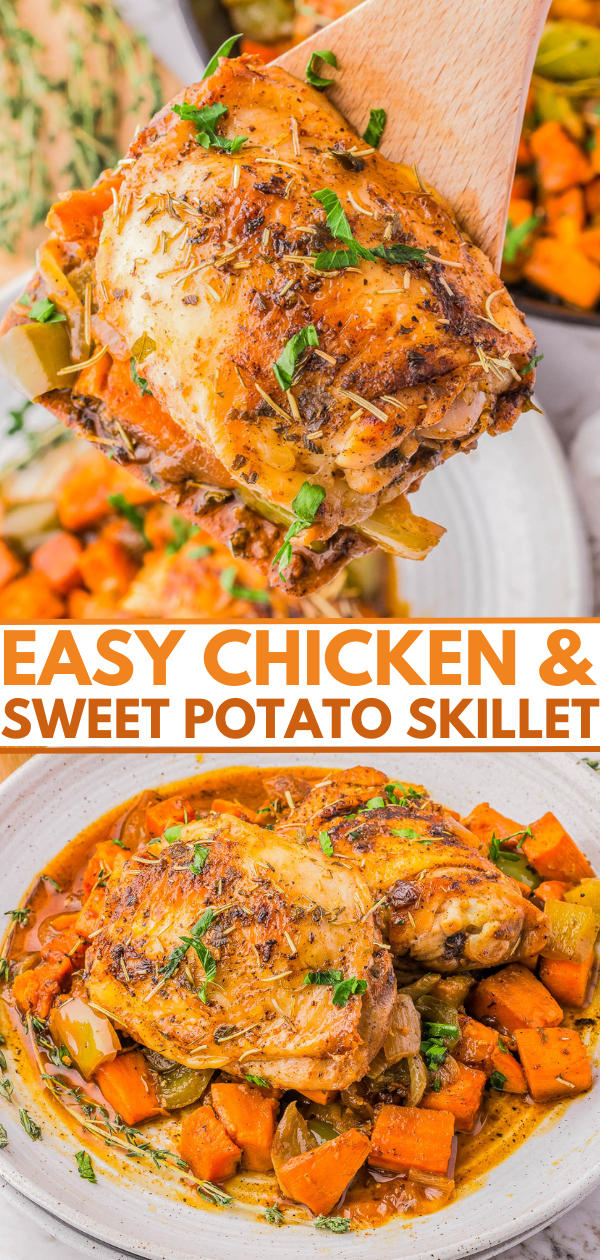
[277,0,551,267]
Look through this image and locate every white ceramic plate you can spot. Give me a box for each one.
[0,751,599,1260]
[0,275,592,616]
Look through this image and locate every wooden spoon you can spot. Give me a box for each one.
[277,0,550,268]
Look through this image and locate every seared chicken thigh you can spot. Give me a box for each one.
[86,812,395,1089]
[286,768,548,972]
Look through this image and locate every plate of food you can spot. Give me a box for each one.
[0,21,591,619]
[0,749,599,1260]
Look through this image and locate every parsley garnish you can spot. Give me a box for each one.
[273,324,319,390]
[75,1149,96,1182]
[390,827,420,840]
[264,1206,284,1225]
[363,108,386,148]
[187,544,213,560]
[245,1074,269,1088]
[312,186,427,271]
[272,480,326,575]
[305,49,337,89]
[172,100,246,154]
[319,830,334,856]
[19,1109,42,1140]
[107,494,150,548]
[161,908,216,1001]
[365,796,385,810]
[164,824,183,843]
[202,34,241,79]
[420,1040,448,1069]
[303,969,367,1007]
[130,357,152,396]
[220,565,270,604]
[488,827,532,863]
[520,353,544,376]
[503,215,542,264]
[489,1069,507,1091]
[190,844,209,875]
[314,1215,350,1232]
[432,1078,441,1093]
[7,398,32,436]
[423,1022,458,1040]
[4,908,31,925]
[166,517,199,555]
[29,298,66,324]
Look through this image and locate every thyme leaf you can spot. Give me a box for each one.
[314,1215,350,1232]
[19,1109,42,1139]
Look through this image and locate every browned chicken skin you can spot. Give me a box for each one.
[286,768,548,972]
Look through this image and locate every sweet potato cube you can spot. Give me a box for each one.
[145,795,193,838]
[530,120,593,192]
[369,1104,454,1175]
[31,531,83,593]
[523,237,600,310]
[95,1050,162,1124]
[78,538,137,598]
[45,176,123,240]
[461,803,524,850]
[179,1104,241,1182]
[0,538,23,589]
[524,815,594,883]
[300,1089,339,1105]
[489,1045,527,1093]
[278,1127,371,1214]
[514,1027,592,1101]
[539,950,595,1009]
[211,1082,278,1171]
[536,881,572,902]
[455,1014,499,1071]
[211,798,257,823]
[0,571,64,618]
[422,1062,486,1132]
[468,963,563,1034]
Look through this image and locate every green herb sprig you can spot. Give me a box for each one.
[489,1069,507,1091]
[19,1108,42,1139]
[4,908,31,925]
[312,187,427,271]
[202,34,241,80]
[303,969,367,1007]
[272,480,326,575]
[319,830,334,856]
[172,100,246,154]
[29,298,65,324]
[314,1215,350,1232]
[503,215,542,264]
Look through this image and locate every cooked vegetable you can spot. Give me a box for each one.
[514,1027,593,1100]
[0,320,72,400]
[145,796,192,838]
[455,1015,499,1071]
[524,814,595,882]
[422,1061,487,1132]
[211,798,258,823]
[277,1128,371,1215]
[31,532,83,594]
[0,572,64,619]
[530,119,593,192]
[211,1082,278,1171]
[468,964,563,1033]
[383,994,421,1062]
[13,955,72,1020]
[179,1104,242,1181]
[271,1100,316,1172]
[565,877,600,914]
[300,1089,339,1105]
[49,997,120,1080]
[94,1050,162,1124]
[0,540,23,591]
[430,976,475,1007]
[369,1105,455,1175]
[461,803,525,849]
[541,898,598,961]
[539,950,595,1007]
[535,20,600,80]
[155,1065,213,1109]
[536,880,572,902]
[78,538,137,599]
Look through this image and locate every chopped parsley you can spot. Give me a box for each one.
[0,1078,13,1103]
[319,830,334,856]
[488,827,532,862]
[161,907,216,1000]
[272,323,319,390]
[362,107,386,148]
[502,215,542,264]
[75,1150,96,1182]
[390,827,420,840]
[272,480,326,575]
[107,494,150,548]
[489,1070,507,1091]
[130,357,152,396]
[520,353,544,376]
[202,34,241,79]
[172,100,246,154]
[111,838,128,849]
[305,49,338,89]
[187,544,214,560]
[29,297,66,324]
[245,1074,269,1088]
[312,186,427,271]
[164,824,183,844]
[423,1022,458,1040]
[365,796,385,810]
[420,1039,448,1069]
[303,969,367,1007]
[190,844,209,875]
[220,565,270,604]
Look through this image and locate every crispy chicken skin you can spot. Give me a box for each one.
[85,813,395,1088]
[97,56,535,541]
[0,55,537,592]
[286,768,548,972]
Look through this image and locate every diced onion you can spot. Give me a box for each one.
[384,994,421,1063]
[407,1052,428,1105]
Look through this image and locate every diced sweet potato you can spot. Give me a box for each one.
[179,1104,241,1182]
[524,814,594,883]
[489,1044,527,1093]
[78,538,137,598]
[530,120,593,192]
[512,173,534,200]
[31,531,83,593]
[82,841,127,902]
[585,175,600,217]
[580,226,600,264]
[300,1090,339,1105]
[369,1105,454,1175]
[145,795,193,838]
[57,454,153,533]
[539,950,595,1008]
[455,1014,499,1071]
[12,954,72,1019]
[0,538,23,590]
[45,174,123,240]
[211,1082,278,1171]
[422,1061,486,1132]
[278,1127,371,1214]
[211,798,258,824]
[67,589,120,619]
[95,1050,162,1125]
[468,963,563,1034]
[523,236,600,310]
[0,571,64,618]
[536,881,572,902]
[545,186,586,231]
[461,803,524,850]
[74,886,105,939]
[514,1027,592,1101]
